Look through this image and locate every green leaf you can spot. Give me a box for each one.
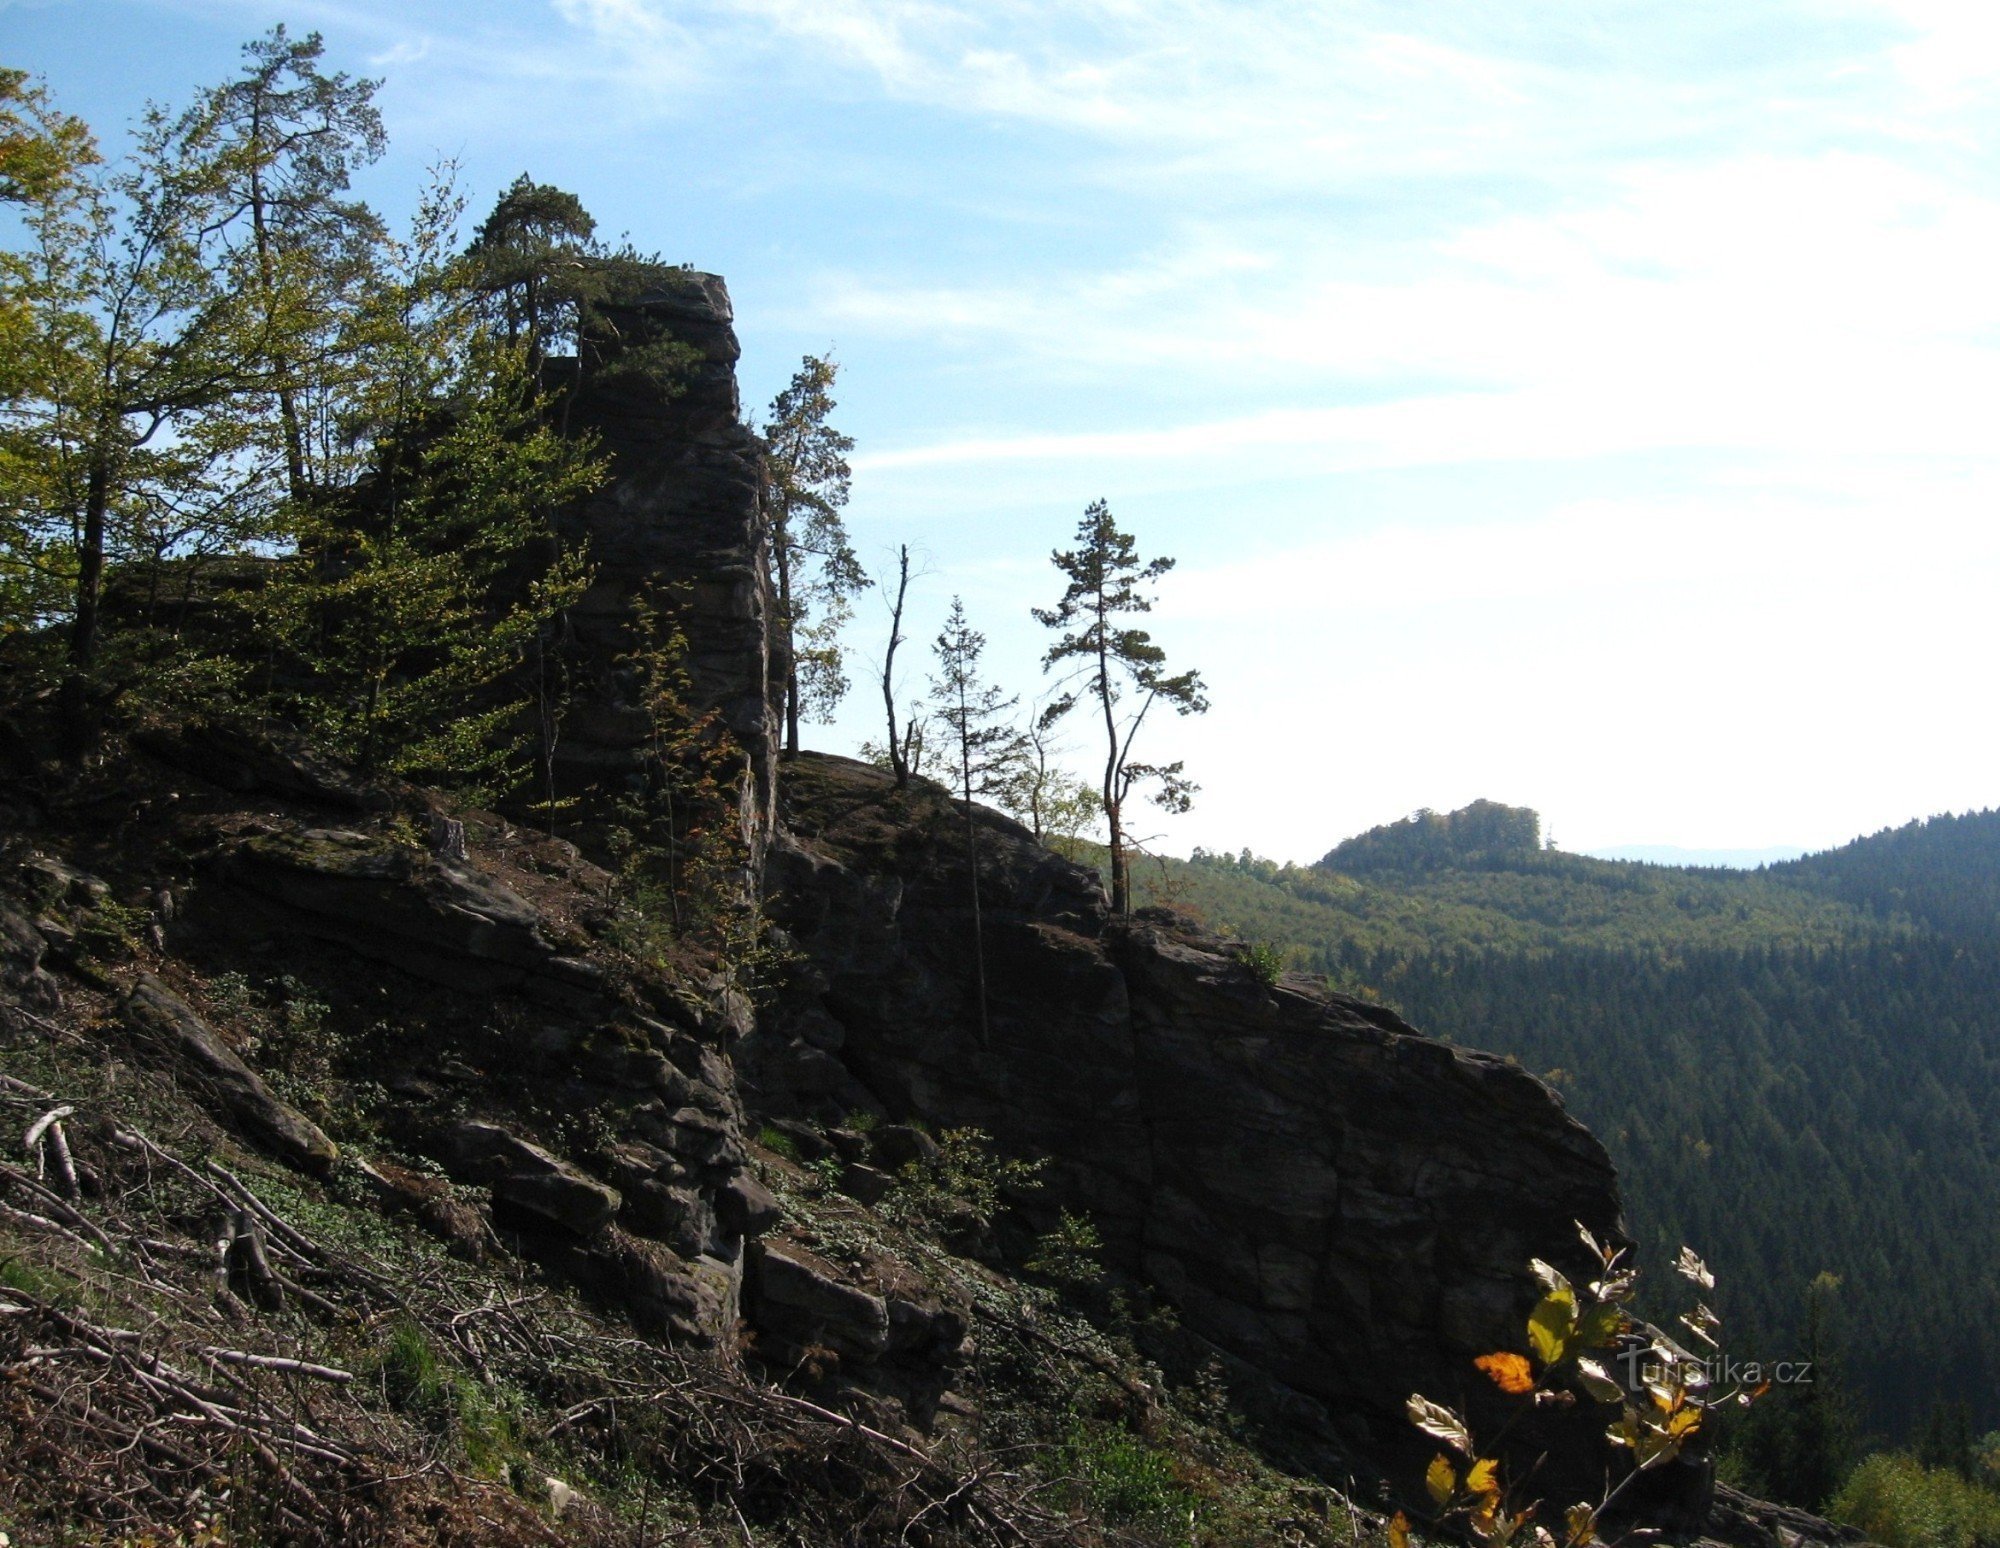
[1574,1357,1625,1404]
[1576,1301,1627,1349]
[1527,1287,1576,1368]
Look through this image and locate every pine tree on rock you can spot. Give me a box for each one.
[931,596,1028,1047]
[762,355,866,754]
[1034,499,1207,915]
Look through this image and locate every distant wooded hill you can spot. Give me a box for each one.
[1148,804,2000,1445]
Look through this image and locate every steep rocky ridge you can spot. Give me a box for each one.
[754,755,1677,1518]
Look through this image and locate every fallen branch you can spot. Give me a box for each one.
[201,1346,354,1383]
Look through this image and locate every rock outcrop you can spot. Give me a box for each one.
[123,973,338,1172]
[756,754,1661,1512]
[550,272,780,873]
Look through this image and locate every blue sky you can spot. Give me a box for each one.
[10,0,2000,861]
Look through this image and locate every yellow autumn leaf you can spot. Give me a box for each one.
[1391,1510,1412,1548]
[1476,1351,1535,1395]
[1465,1458,1502,1498]
[1426,1454,1457,1507]
[1565,1503,1598,1547]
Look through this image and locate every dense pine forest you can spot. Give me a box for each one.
[1155,805,2000,1484]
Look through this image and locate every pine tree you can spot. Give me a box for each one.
[931,596,1028,1046]
[1034,500,1207,915]
[465,174,595,366]
[464,178,697,440]
[762,355,865,753]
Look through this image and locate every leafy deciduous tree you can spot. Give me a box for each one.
[257,177,601,786]
[184,26,386,504]
[2,79,289,742]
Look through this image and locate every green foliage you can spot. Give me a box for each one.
[762,354,865,747]
[257,177,600,787]
[885,1126,1046,1235]
[464,174,698,411]
[1240,940,1287,988]
[1405,1229,1732,1548]
[599,588,786,995]
[756,1124,801,1162]
[805,1154,846,1195]
[1034,499,1207,915]
[1831,1454,2000,1548]
[0,1254,81,1308]
[375,1318,518,1469]
[1323,800,1543,874]
[1175,812,2000,1440]
[1024,1209,1105,1296]
[1725,1273,1859,1510]
[72,896,150,962]
[1058,1420,1205,1543]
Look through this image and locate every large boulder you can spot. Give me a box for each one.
[122,974,337,1172]
[444,1120,621,1236]
[208,823,602,998]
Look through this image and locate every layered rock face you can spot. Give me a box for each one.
[757,755,1652,1506]
[551,271,780,871]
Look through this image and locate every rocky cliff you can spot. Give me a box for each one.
[548,271,781,870]
[0,265,1857,1547]
[752,755,1664,1516]
[485,271,1708,1521]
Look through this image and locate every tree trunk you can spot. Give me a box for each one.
[248,125,309,504]
[776,526,800,755]
[882,545,911,787]
[60,446,114,754]
[1096,617,1126,915]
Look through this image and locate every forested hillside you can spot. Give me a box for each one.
[1154,808,2000,1457]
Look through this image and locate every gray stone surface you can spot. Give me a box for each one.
[445,1120,621,1235]
[122,973,337,1172]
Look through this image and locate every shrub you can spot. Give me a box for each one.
[1059,1420,1204,1543]
[375,1319,517,1468]
[885,1126,1045,1235]
[1241,940,1287,988]
[1025,1210,1105,1296]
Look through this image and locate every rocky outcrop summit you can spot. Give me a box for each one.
[551,273,781,870]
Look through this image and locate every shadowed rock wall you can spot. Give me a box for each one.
[551,271,780,871]
[756,754,1668,1511]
